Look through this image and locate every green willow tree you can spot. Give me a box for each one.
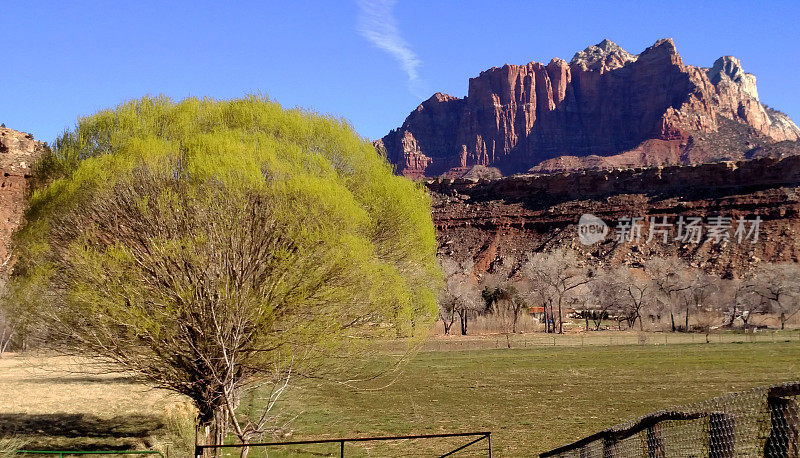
[9,96,440,451]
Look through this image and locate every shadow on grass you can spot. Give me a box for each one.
[24,375,141,385]
[0,413,163,441]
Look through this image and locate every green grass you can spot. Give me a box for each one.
[4,339,800,457]
[265,341,800,457]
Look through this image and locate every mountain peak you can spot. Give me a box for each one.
[708,56,759,100]
[597,38,618,50]
[570,39,636,71]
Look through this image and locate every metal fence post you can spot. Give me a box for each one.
[340,439,344,457]
[646,423,665,458]
[602,437,618,458]
[765,396,799,458]
[708,412,735,458]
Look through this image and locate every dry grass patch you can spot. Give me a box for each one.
[0,353,188,452]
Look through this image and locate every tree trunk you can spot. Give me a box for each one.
[196,405,228,458]
[544,306,551,333]
[557,298,564,334]
[200,423,211,458]
[198,421,215,458]
[781,312,786,330]
[685,307,690,332]
[442,315,454,335]
[585,314,589,332]
[214,407,226,458]
[670,311,676,332]
[459,310,468,335]
[512,308,519,334]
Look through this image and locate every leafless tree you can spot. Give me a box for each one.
[0,310,12,357]
[519,278,558,333]
[678,270,717,332]
[440,258,483,335]
[723,278,767,329]
[587,269,624,331]
[750,263,800,330]
[523,248,593,334]
[591,266,651,331]
[437,293,458,335]
[625,273,653,331]
[645,257,691,332]
[481,283,527,333]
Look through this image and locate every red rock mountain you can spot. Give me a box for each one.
[377,38,800,178]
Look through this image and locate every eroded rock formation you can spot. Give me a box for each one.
[0,127,45,280]
[378,38,800,177]
[429,156,800,277]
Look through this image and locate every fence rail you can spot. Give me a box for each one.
[194,431,491,457]
[416,330,800,352]
[15,452,165,457]
[540,381,800,457]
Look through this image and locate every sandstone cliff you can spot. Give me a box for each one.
[0,127,45,280]
[429,156,800,277]
[378,38,800,177]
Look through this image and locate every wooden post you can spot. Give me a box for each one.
[646,423,665,458]
[765,396,799,458]
[708,412,735,458]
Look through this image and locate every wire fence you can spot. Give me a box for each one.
[385,330,800,353]
[540,381,799,457]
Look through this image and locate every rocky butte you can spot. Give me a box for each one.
[377,38,800,178]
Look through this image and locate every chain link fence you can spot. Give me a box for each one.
[540,381,799,457]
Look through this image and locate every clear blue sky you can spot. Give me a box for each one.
[2,0,799,145]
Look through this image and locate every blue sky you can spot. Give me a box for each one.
[2,1,799,144]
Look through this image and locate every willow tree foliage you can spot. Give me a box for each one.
[10,95,439,446]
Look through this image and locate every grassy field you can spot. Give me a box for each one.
[3,336,800,456]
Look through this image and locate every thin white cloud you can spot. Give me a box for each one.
[357,0,425,97]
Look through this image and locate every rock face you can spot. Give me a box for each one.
[0,127,45,281]
[429,156,800,277]
[378,38,800,177]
